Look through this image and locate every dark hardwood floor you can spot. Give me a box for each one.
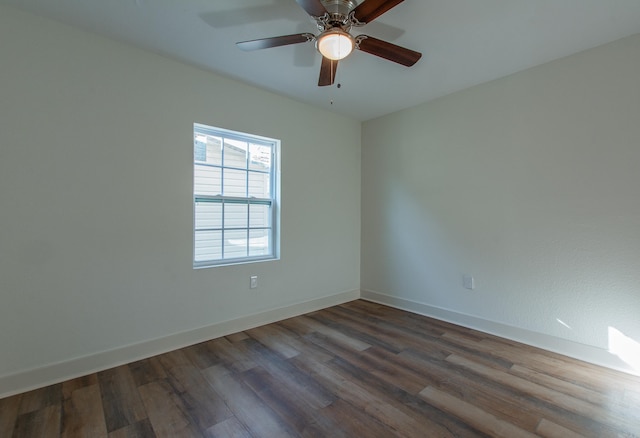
[2,300,640,437]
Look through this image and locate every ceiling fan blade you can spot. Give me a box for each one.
[318,57,338,86]
[357,36,421,66]
[352,0,404,24]
[236,33,314,51]
[296,0,328,17]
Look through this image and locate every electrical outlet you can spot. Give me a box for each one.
[463,274,475,290]
[250,276,258,289]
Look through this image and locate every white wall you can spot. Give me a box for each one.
[3,3,639,397]
[0,5,360,395]
[362,34,640,373]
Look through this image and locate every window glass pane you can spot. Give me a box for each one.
[224,230,248,259]
[249,203,270,228]
[207,137,222,164]
[249,143,271,172]
[248,171,271,198]
[224,139,248,169]
[194,165,221,196]
[224,203,248,229]
[195,135,222,164]
[194,136,207,162]
[223,169,247,197]
[195,202,222,229]
[249,229,270,257]
[195,230,222,261]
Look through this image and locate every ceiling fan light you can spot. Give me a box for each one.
[316,29,354,60]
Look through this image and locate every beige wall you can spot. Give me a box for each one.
[362,34,640,373]
[0,5,360,393]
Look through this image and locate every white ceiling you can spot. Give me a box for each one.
[3,0,640,121]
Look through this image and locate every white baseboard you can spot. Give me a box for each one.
[3,287,636,398]
[361,289,639,377]
[0,289,359,398]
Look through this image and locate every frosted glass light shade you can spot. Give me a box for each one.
[316,29,354,60]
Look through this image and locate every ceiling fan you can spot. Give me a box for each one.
[236,0,422,86]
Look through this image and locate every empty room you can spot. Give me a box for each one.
[1,1,639,436]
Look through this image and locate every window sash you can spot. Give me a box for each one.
[194,196,275,266]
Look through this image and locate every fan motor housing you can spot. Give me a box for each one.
[321,0,358,16]
[319,0,358,28]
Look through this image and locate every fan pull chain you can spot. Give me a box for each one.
[330,59,341,106]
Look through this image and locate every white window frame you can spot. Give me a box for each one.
[193,123,280,268]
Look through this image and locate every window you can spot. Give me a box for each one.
[193,123,280,268]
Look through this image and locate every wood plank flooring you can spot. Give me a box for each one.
[2,300,639,437]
